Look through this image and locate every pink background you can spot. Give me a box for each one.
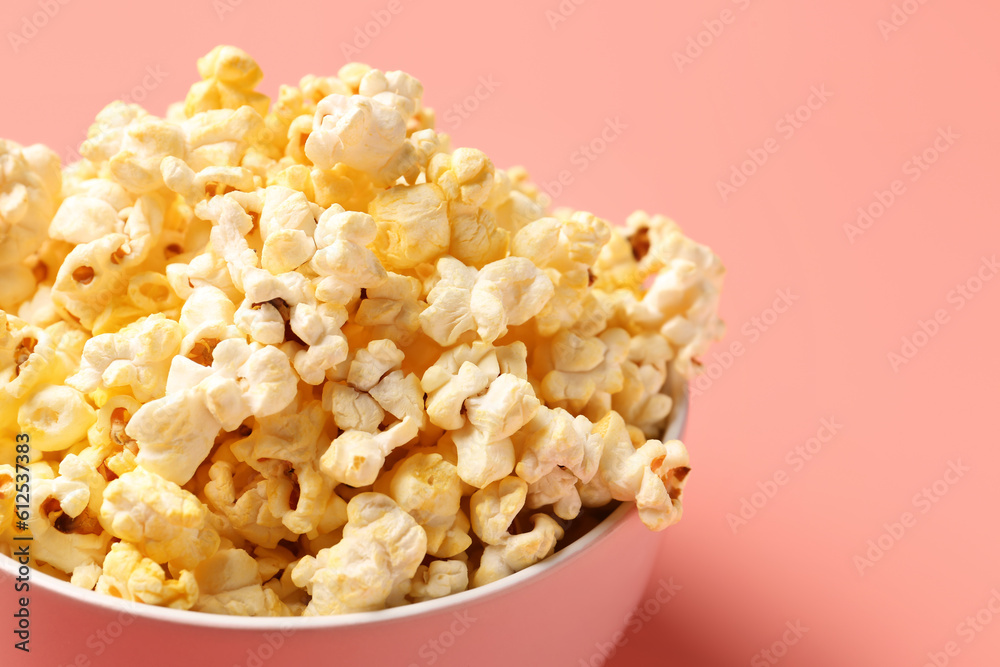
[2,0,998,665]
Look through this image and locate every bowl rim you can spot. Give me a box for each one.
[0,382,687,629]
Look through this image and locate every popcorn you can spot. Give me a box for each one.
[356,272,425,347]
[320,416,419,487]
[204,461,295,549]
[68,313,182,402]
[310,205,387,304]
[100,467,220,570]
[230,399,345,536]
[386,451,470,558]
[18,384,96,452]
[291,493,427,615]
[580,412,691,531]
[473,514,564,588]
[323,381,384,432]
[28,464,112,574]
[452,373,540,488]
[0,47,724,617]
[470,257,554,343]
[419,256,477,346]
[185,45,270,118]
[368,183,450,271]
[96,542,198,610]
[409,560,469,602]
[192,548,289,616]
[0,140,61,310]
[470,476,527,545]
[129,339,298,484]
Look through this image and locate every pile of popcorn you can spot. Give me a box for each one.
[0,46,724,617]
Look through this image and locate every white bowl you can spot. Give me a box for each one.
[0,382,687,667]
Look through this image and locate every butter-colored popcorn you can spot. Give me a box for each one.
[291,493,427,615]
[96,542,198,610]
[386,451,470,558]
[0,48,724,615]
[1,315,85,437]
[470,257,554,343]
[71,562,102,591]
[580,412,691,531]
[192,547,289,616]
[452,373,540,488]
[48,194,124,246]
[100,466,220,570]
[204,461,296,549]
[539,327,629,410]
[483,168,546,235]
[310,205,387,304]
[409,560,469,602]
[347,338,404,392]
[28,464,111,574]
[421,341,529,432]
[18,385,95,452]
[129,339,298,484]
[322,381,384,433]
[469,476,527,545]
[355,272,425,346]
[182,106,267,171]
[472,514,564,588]
[419,256,478,347]
[185,45,270,118]
[320,416,418,488]
[428,149,507,268]
[304,93,407,175]
[515,406,602,486]
[108,117,187,194]
[525,468,582,520]
[0,466,16,537]
[369,370,426,427]
[177,285,242,359]
[0,141,61,310]
[368,183,449,271]
[51,195,168,332]
[359,69,423,119]
[612,360,673,437]
[230,399,346,536]
[290,301,350,385]
[68,313,181,401]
